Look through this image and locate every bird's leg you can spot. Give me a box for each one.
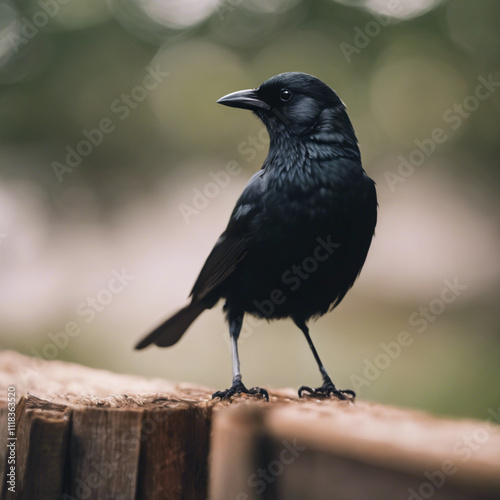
[212,313,269,402]
[294,319,355,401]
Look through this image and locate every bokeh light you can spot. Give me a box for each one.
[0,0,499,420]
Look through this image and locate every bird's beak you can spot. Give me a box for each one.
[217,88,270,111]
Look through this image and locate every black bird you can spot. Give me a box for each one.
[136,72,377,401]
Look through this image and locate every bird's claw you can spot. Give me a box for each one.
[298,381,355,401]
[212,381,269,402]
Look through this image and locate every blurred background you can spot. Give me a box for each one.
[0,0,499,420]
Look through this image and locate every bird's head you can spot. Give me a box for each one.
[217,72,356,141]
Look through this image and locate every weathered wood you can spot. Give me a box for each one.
[69,406,143,499]
[1,351,500,500]
[209,400,500,500]
[0,351,216,500]
[137,403,211,499]
[17,402,70,500]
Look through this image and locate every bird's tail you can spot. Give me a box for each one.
[135,301,206,350]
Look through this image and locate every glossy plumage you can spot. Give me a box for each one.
[136,72,377,401]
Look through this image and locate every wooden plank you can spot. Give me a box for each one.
[68,406,143,500]
[1,396,70,500]
[0,352,217,500]
[137,403,211,500]
[16,394,215,500]
[209,400,500,500]
[2,351,500,500]
[24,408,70,500]
[209,403,268,500]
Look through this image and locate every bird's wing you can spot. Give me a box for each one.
[189,170,265,301]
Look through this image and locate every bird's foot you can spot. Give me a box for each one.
[298,379,355,401]
[212,380,269,402]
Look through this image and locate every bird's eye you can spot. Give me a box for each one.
[280,89,293,102]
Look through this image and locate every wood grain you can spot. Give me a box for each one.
[0,351,499,500]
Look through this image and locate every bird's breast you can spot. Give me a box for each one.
[262,157,367,227]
